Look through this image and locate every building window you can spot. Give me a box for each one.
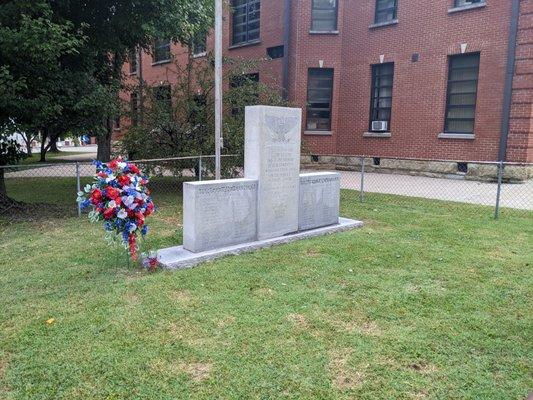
[375,0,397,24]
[266,45,284,59]
[311,0,338,32]
[455,0,482,7]
[153,38,171,63]
[232,0,260,45]
[129,49,138,74]
[369,63,394,132]
[131,92,139,126]
[192,31,207,56]
[444,53,480,134]
[154,85,172,112]
[306,68,333,131]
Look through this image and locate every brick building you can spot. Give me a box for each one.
[121,0,533,177]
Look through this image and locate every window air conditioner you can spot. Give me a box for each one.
[371,121,388,132]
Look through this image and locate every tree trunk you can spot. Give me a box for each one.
[96,119,113,161]
[23,135,33,157]
[39,128,52,162]
[40,137,48,162]
[0,168,6,196]
[49,135,60,153]
[96,51,124,162]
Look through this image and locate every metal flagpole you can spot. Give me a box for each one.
[214,0,222,180]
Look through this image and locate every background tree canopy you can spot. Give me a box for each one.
[0,0,216,163]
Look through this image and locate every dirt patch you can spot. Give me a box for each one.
[253,287,274,296]
[410,390,429,399]
[178,362,212,382]
[0,196,75,222]
[169,290,193,303]
[286,313,309,330]
[166,322,211,348]
[125,291,140,305]
[325,314,382,336]
[329,348,365,390]
[409,362,438,374]
[0,354,7,378]
[306,248,322,257]
[217,315,236,328]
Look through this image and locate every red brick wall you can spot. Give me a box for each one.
[507,0,533,162]
[119,0,532,163]
[292,0,514,162]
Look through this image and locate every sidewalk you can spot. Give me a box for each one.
[337,170,533,210]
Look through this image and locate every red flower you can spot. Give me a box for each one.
[103,207,115,220]
[145,202,154,216]
[108,159,119,170]
[117,175,130,187]
[97,171,108,179]
[90,188,103,204]
[128,234,137,262]
[106,187,120,199]
[129,164,140,174]
[136,212,145,226]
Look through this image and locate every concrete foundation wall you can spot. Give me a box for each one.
[301,155,533,182]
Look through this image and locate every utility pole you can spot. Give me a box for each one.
[214,0,222,180]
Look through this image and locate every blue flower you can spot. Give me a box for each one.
[81,199,91,209]
[141,225,148,236]
[104,221,113,231]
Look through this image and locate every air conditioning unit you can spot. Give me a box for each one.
[371,121,388,132]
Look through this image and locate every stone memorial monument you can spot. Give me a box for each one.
[158,105,362,268]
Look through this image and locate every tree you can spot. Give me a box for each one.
[0,1,96,164]
[47,0,216,161]
[1,0,216,164]
[0,127,26,206]
[119,54,287,176]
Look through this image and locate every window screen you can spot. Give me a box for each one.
[306,68,334,131]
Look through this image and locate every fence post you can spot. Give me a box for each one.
[359,156,365,203]
[494,161,504,219]
[198,156,203,181]
[76,162,81,218]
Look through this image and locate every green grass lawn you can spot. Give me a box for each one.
[1,182,532,399]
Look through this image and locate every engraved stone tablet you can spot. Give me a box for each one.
[244,106,302,240]
[183,178,258,253]
[299,172,340,231]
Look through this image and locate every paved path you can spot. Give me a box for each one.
[54,146,97,161]
[335,170,533,210]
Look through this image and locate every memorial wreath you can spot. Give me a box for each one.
[77,157,155,262]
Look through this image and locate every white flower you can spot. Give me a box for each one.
[117,209,127,219]
[108,200,116,208]
[118,162,127,170]
[128,223,137,233]
[123,195,135,206]
[84,184,92,193]
[105,174,115,183]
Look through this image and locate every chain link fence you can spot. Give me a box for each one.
[1,155,531,221]
[303,155,532,218]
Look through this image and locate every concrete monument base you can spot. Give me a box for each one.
[158,217,363,270]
